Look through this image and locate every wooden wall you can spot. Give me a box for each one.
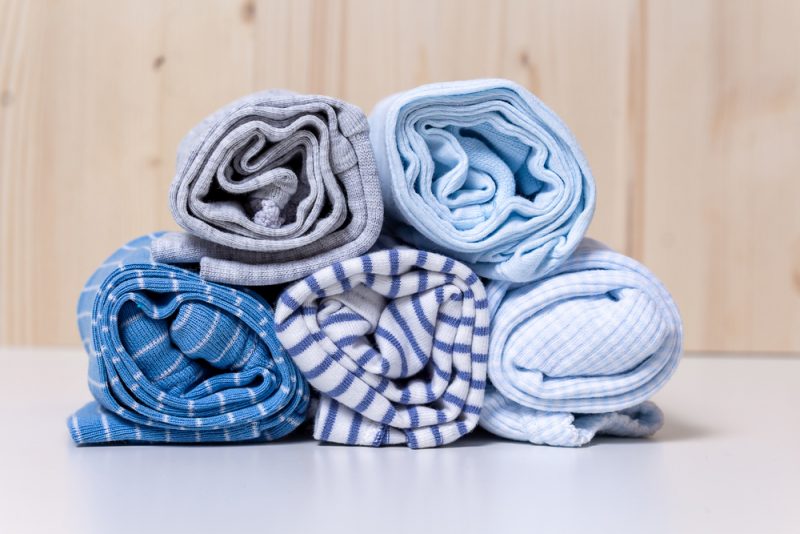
[1,0,798,351]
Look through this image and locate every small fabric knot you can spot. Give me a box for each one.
[253,199,284,228]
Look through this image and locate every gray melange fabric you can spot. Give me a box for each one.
[152,90,383,286]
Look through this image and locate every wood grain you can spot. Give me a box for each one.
[0,0,797,350]
[641,0,800,351]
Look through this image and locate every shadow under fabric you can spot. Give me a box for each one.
[68,234,309,445]
[152,90,383,286]
[479,238,683,447]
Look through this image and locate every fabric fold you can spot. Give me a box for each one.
[68,234,309,445]
[153,90,383,286]
[274,247,489,448]
[479,238,682,446]
[369,78,595,283]
[481,389,664,447]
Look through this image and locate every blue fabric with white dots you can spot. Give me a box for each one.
[68,233,309,445]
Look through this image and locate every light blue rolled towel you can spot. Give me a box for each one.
[369,79,595,283]
[479,238,682,446]
[68,234,310,445]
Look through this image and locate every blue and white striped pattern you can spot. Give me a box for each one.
[274,247,489,448]
[68,234,309,445]
[481,386,664,447]
[479,238,682,446]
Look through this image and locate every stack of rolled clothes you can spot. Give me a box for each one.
[70,79,681,448]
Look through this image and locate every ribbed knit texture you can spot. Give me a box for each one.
[68,233,309,445]
[481,389,664,447]
[478,238,682,446]
[274,246,489,449]
[152,90,383,286]
[369,79,595,283]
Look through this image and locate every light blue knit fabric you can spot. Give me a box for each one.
[479,238,682,446]
[369,79,595,283]
[481,389,664,447]
[274,247,489,449]
[68,234,309,445]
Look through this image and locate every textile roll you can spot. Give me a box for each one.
[369,79,595,283]
[274,247,489,448]
[481,393,665,447]
[152,91,383,286]
[68,234,309,444]
[479,238,682,446]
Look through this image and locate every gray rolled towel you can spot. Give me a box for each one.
[152,91,384,286]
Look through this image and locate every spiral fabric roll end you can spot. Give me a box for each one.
[274,247,490,449]
[479,237,681,446]
[153,90,384,287]
[369,78,596,284]
[69,234,310,445]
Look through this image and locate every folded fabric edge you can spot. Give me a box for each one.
[479,390,664,448]
[68,402,309,446]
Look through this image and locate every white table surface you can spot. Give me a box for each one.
[0,348,797,534]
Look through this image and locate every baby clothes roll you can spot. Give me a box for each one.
[479,238,682,446]
[68,234,309,444]
[274,247,489,448]
[153,91,383,286]
[369,79,595,283]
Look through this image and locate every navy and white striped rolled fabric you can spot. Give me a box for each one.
[480,238,682,446]
[68,234,309,445]
[274,248,489,448]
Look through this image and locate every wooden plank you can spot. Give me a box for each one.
[0,0,258,345]
[499,0,642,254]
[641,0,800,351]
[303,0,638,251]
[1,0,43,344]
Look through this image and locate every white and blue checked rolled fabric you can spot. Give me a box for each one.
[480,238,682,447]
[481,390,665,447]
[68,234,309,445]
[369,78,596,283]
[274,247,489,449]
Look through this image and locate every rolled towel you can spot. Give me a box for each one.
[68,234,309,445]
[274,247,489,448]
[369,78,595,283]
[152,90,383,286]
[480,238,682,446]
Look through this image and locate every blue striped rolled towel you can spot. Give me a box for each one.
[369,79,595,283]
[152,90,383,286]
[274,247,489,448]
[479,238,682,446]
[68,234,309,445]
